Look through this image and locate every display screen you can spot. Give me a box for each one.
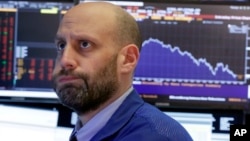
[1,0,250,109]
[107,1,250,110]
[0,1,73,102]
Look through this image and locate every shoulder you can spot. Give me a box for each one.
[92,90,193,141]
[125,102,193,141]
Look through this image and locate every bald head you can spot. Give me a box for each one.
[62,2,142,50]
[54,1,141,115]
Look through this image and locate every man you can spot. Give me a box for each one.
[52,1,193,141]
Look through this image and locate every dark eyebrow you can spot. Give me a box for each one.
[54,35,64,42]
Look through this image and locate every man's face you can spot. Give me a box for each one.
[52,54,119,114]
[52,6,120,114]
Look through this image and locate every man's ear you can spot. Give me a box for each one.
[118,44,140,73]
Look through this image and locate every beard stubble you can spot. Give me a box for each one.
[52,55,119,114]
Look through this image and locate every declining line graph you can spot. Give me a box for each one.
[127,3,250,102]
[134,38,243,84]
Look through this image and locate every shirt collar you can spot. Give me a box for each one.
[74,87,133,141]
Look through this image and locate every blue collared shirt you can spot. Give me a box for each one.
[74,87,133,141]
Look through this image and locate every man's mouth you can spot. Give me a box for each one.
[57,76,80,83]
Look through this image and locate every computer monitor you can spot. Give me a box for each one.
[81,0,250,110]
[0,0,74,103]
[1,0,250,110]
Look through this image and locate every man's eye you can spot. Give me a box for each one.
[57,42,66,51]
[80,41,91,49]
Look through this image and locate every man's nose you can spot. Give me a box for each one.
[59,45,77,70]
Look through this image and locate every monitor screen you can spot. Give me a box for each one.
[1,0,250,110]
[89,0,250,110]
[0,1,74,102]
